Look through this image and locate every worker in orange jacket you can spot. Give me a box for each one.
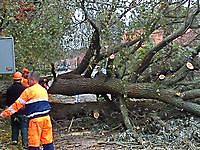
[0,71,54,150]
[21,68,30,87]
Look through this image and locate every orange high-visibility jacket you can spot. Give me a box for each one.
[1,83,51,119]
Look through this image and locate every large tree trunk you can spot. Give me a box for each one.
[48,77,200,116]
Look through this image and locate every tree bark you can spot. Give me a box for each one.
[48,76,200,116]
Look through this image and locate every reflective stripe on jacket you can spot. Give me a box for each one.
[1,83,51,119]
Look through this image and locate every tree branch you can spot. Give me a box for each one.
[131,8,199,82]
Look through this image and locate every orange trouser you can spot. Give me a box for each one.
[28,115,53,147]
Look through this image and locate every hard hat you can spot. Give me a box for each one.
[22,68,30,73]
[13,71,22,80]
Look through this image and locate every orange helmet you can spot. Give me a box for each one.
[13,71,22,80]
[22,68,30,73]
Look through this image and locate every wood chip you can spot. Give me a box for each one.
[159,74,165,80]
[186,62,194,70]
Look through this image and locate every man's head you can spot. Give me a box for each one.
[13,71,22,81]
[22,68,30,79]
[28,71,40,86]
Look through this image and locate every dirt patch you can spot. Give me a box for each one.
[54,130,122,150]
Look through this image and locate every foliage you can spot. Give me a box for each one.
[0,0,70,72]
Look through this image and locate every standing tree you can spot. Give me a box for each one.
[0,0,69,71]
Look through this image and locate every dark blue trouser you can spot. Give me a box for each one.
[28,143,54,150]
[11,114,28,149]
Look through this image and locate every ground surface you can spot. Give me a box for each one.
[1,80,200,149]
[50,100,200,150]
[1,100,200,150]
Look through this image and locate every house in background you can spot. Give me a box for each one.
[122,28,198,46]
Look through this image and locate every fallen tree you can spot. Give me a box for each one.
[48,74,200,116]
[47,0,200,138]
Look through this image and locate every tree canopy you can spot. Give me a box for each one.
[0,0,69,71]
